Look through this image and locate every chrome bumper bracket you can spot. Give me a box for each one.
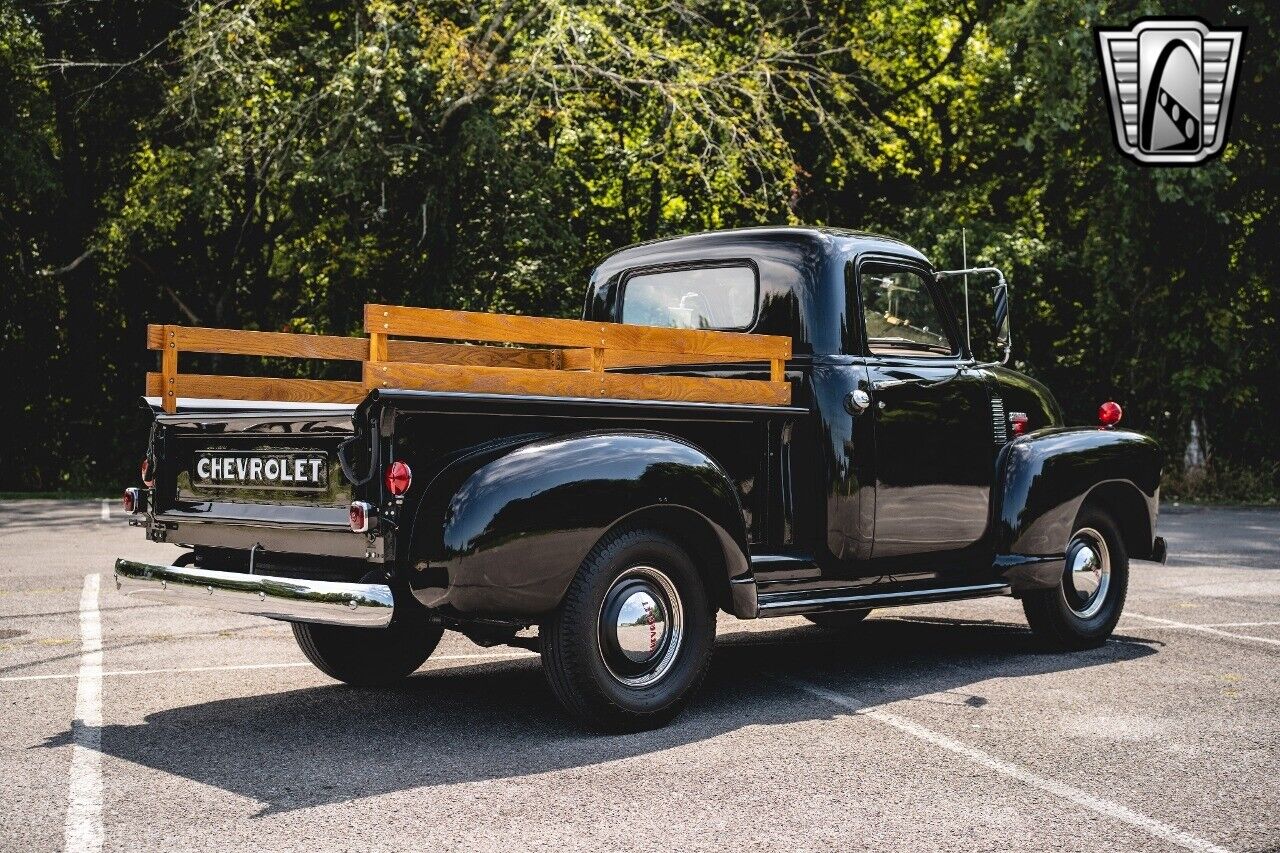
[113,558,395,628]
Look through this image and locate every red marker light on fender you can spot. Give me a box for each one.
[1010,411,1029,437]
[385,460,412,497]
[141,458,155,488]
[1098,401,1123,428]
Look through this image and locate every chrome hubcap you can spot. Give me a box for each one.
[1063,527,1111,619]
[598,566,684,687]
[614,589,669,663]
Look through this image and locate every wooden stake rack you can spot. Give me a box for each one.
[146,304,792,413]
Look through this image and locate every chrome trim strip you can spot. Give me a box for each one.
[113,558,394,628]
[152,511,352,531]
[757,581,1010,613]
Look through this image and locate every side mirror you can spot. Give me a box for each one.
[935,266,1011,365]
[991,278,1011,364]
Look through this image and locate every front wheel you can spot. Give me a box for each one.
[292,617,443,687]
[1022,506,1129,649]
[540,527,716,732]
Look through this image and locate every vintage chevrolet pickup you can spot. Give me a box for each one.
[115,227,1166,731]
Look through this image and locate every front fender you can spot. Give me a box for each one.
[414,431,750,617]
[994,427,1161,588]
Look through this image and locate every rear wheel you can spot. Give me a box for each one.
[805,609,873,631]
[292,617,443,687]
[1022,506,1129,649]
[540,527,716,732]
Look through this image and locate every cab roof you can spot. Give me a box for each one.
[595,226,930,271]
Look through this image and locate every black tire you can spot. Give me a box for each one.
[540,527,716,732]
[292,617,443,687]
[804,609,873,631]
[1022,505,1129,649]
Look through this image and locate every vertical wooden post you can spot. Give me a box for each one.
[591,346,605,396]
[770,357,784,384]
[162,325,178,413]
[368,328,388,389]
[368,327,386,361]
[369,331,388,363]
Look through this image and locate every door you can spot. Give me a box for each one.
[854,259,995,558]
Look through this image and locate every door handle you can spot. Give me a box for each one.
[871,377,918,391]
[844,389,872,414]
[872,366,965,392]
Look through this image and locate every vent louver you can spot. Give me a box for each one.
[991,397,1009,444]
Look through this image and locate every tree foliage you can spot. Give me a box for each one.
[1,0,1276,495]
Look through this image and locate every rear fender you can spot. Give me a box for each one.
[994,427,1162,590]
[408,431,751,618]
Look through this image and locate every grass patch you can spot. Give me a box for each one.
[1162,460,1280,506]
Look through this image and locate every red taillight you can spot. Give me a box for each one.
[385,460,412,497]
[141,458,155,488]
[349,501,374,533]
[1010,411,1029,437]
[1098,401,1123,428]
[122,487,141,514]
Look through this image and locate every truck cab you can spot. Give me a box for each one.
[116,227,1165,732]
[586,228,1159,597]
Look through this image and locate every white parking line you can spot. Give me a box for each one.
[1124,612,1280,647]
[781,677,1231,853]
[64,574,103,853]
[1,650,537,684]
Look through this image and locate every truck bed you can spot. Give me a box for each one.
[143,388,807,568]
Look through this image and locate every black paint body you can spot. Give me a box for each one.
[137,228,1163,624]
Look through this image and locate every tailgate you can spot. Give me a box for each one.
[147,404,368,557]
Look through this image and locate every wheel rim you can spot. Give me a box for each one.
[1062,527,1111,619]
[597,565,684,688]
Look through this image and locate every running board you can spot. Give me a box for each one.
[755,582,1010,617]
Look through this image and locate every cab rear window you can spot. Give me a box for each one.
[620,266,756,330]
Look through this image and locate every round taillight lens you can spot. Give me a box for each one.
[141,458,155,487]
[385,460,412,497]
[1098,401,1123,428]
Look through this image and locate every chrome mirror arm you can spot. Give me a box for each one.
[934,266,1012,365]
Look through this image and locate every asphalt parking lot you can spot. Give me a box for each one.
[1,501,1277,852]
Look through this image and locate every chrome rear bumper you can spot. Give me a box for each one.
[113,558,394,628]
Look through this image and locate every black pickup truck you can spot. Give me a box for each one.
[116,227,1165,731]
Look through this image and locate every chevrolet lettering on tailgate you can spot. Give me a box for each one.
[193,451,327,490]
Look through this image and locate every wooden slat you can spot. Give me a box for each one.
[365,304,790,360]
[161,326,369,361]
[146,324,164,350]
[364,362,791,406]
[386,339,560,369]
[147,373,366,405]
[560,347,777,370]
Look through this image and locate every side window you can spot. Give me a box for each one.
[620,266,756,330]
[857,267,956,357]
